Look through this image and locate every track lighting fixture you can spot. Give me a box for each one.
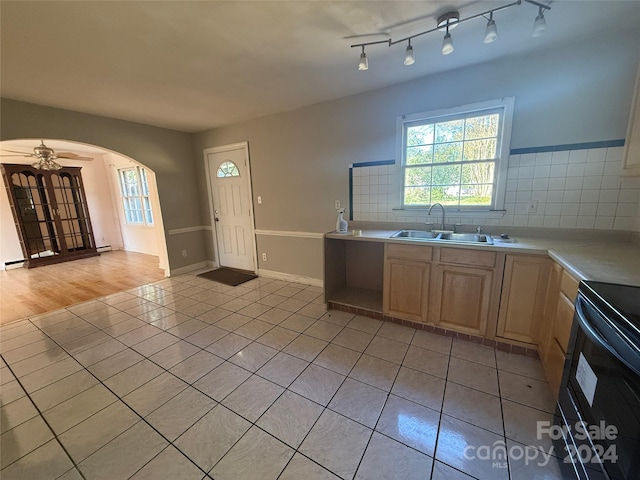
[358,46,368,71]
[532,6,547,37]
[404,40,415,65]
[351,0,550,71]
[484,12,498,43]
[441,27,454,55]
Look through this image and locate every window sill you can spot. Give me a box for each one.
[391,208,506,218]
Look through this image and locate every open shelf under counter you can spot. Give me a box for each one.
[326,287,382,312]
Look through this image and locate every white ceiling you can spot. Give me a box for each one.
[1,1,639,133]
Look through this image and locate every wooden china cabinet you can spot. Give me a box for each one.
[2,164,99,268]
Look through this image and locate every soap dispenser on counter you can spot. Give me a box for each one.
[336,208,348,233]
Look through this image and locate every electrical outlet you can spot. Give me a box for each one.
[335,200,340,209]
[181,249,187,258]
[261,253,267,262]
[528,201,538,213]
[257,195,262,204]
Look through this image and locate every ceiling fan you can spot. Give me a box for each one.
[0,140,93,170]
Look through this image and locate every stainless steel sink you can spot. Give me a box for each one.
[390,230,441,239]
[439,233,494,244]
[390,230,494,245]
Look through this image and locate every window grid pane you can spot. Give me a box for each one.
[403,109,502,208]
[118,167,154,225]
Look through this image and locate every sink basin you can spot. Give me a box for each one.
[439,233,494,244]
[391,230,440,239]
[390,230,494,245]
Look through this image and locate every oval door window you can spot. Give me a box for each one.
[216,161,240,178]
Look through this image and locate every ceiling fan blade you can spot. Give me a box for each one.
[0,153,33,158]
[56,152,93,161]
[0,148,34,155]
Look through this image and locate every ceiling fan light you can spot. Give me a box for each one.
[441,32,454,55]
[404,44,415,66]
[532,9,546,37]
[484,19,498,43]
[358,49,368,71]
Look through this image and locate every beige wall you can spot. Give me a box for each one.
[0,99,206,272]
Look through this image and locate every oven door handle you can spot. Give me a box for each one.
[575,295,640,376]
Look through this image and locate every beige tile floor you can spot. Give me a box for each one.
[0,272,568,480]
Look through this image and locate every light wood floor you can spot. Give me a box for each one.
[0,250,166,325]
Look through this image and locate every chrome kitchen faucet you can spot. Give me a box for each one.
[427,203,446,231]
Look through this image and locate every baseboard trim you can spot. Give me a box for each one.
[170,260,215,276]
[97,246,113,253]
[258,269,323,288]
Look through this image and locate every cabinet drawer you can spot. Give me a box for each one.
[440,247,496,268]
[386,243,433,262]
[553,293,574,352]
[560,270,579,302]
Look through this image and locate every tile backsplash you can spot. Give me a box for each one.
[351,146,640,230]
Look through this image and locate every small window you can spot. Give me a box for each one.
[399,98,514,210]
[217,161,240,177]
[118,166,153,225]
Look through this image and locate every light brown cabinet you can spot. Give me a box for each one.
[383,244,502,338]
[539,263,580,396]
[383,244,432,323]
[496,255,551,345]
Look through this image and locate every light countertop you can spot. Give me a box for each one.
[325,227,640,286]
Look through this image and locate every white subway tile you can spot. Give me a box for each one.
[616,203,638,217]
[568,150,588,164]
[353,176,362,186]
[551,151,570,164]
[531,191,547,202]
[563,190,582,203]
[514,215,529,226]
[543,216,561,227]
[546,191,564,202]
[545,203,562,215]
[582,176,602,190]
[560,215,578,228]
[605,146,624,162]
[506,179,518,191]
[516,190,532,202]
[614,217,634,230]
[578,203,598,216]
[361,175,371,186]
[515,203,529,215]
[576,216,596,228]
[517,179,533,191]
[561,203,580,216]
[594,217,614,229]
[531,179,548,191]
[361,185,370,195]
[520,153,536,167]
[509,155,521,167]
[564,177,584,190]
[518,166,535,179]
[534,165,551,178]
[597,203,617,216]
[500,214,514,225]
[549,164,568,178]
[534,152,553,166]
[601,176,622,190]
[369,184,379,195]
[580,190,600,203]
[603,161,622,175]
[505,191,517,204]
[619,188,640,203]
[586,148,607,163]
[507,168,519,179]
[548,178,566,191]
[566,163,586,177]
[528,215,545,227]
[598,189,620,203]
[584,162,605,176]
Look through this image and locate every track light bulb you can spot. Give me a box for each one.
[358,47,368,71]
[441,31,454,55]
[484,17,497,43]
[404,42,415,66]
[532,8,546,37]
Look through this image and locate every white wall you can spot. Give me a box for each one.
[0,155,122,268]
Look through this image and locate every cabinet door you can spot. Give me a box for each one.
[433,264,492,336]
[383,258,430,323]
[497,255,550,344]
[539,262,562,364]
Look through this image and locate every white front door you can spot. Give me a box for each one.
[206,146,256,272]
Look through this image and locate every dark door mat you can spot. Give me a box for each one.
[197,267,257,287]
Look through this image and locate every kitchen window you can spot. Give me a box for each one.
[118,166,153,225]
[398,98,514,211]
